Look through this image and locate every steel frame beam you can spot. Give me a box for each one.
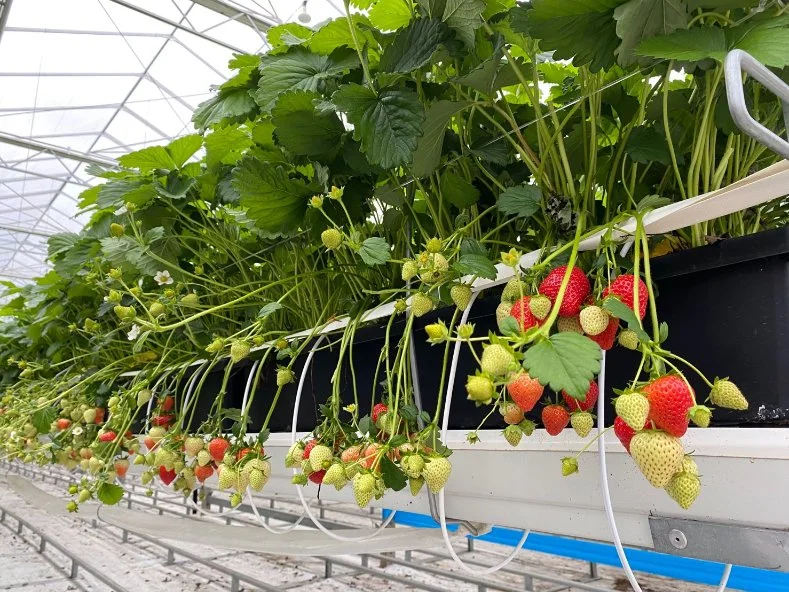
[0,132,117,168]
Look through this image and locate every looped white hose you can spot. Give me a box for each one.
[245,487,312,533]
[290,334,398,541]
[437,289,530,574]
[596,350,732,591]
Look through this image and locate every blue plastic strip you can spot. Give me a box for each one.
[383,509,789,591]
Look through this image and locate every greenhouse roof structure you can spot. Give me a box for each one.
[0,0,343,284]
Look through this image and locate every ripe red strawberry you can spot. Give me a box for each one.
[151,415,173,427]
[562,380,599,412]
[643,375,694,437]
[55,418,71,430]
[614,416,637,453]
[159,466,176,485]
[194,464,214,482]
[208,437,230,462]
[510,296,539,331]
[506,371,544,412]
[372,403,388,424]
[160,396,175,412]
[541,405,570,436]
[94,407,106,424]
[538,266,590,317]
[236,447,261,460]
[114,459,129,478]
[99,431,117,443]
[588,317,619,350]
[603,274,648,319]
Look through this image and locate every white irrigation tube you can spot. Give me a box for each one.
[596,351,733,591]
[437,290,530,575]
[290,334,398,541]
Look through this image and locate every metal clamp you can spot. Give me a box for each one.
[725,49,789,160]
[650,515,789,571]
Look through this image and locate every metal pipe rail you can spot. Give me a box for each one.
[0,502,133,592]
[2,461,614,592]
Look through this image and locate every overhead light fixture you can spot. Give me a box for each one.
[297,1,311,23]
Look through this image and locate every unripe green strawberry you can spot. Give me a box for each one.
[420,253,449,283]
[615,392,650,431]
[689,405,712,428]
[205,337,224,353]
[218,466,236,490]
[242,458,267,474]
[618,329,640,350]
[230,340,251,363]
[496,302,512,331]
[401,260,418,282]
[322,463,347,490]
[561,457,579,476]
[113,305,135,320]
[630,431,685,488]
[141,471,153,485]
[230,492,243,507]
[133,454,146,465]
[528,295,551,320]
[480,344,514,376]
[184,437,203,458]
[580,306,609,336]
[503,425,522,447]
[571,412,594,438]
[450,284,472,311]
[409,477,424,495]
[321,228,343,250]
[110,223,125,237]
[82,408,97,424]
[277,368,294,387]
[248,468,268,491]
[66,501,78,513]
[425,322,448,341]
[557,316,583,334]
[501,278,528,303]
[466,375,494,403]
[665,471,701,509]
[411,293,433,317]
[149,302,165,318]
[197,449,211,467]
[422,457,451,493]
[285,442,304,467]
[709,379,748,410]
[309,444,333,471]
[679,455,698,475]
[181,293,200,307]
[353,473,376,508]
[78,489,92,503]
[426,237,443,253]
[401,454,425,478]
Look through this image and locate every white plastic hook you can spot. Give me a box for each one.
[290,334,398,542]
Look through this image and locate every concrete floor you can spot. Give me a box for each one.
[0,472,719,592]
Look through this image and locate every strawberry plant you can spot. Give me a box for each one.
[0,0,781,514]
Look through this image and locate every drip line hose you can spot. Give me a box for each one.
[437,289,530,574]
[596,351,732,591]
[290,334,397,542]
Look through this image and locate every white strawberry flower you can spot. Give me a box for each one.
[154,270,173,286]
[127,324,141,341]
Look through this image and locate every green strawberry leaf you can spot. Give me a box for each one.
[613,0,688,67]
[370,0,413,30]
[358,237,392,266]
[412,100,472,177]
[522,333,602,398]
[358,415,374,435]
[380,455,407,491]
[636,26,726,62]
[602,297,650,342]
[31,407,57,434]
[258,302,283,319]
[659,321,669,344]
[256,428,271,445]
[497,185,541,218]
[498,316,521,337]
[398,404,419,422]
[441,171,480,209]
[453,253,497,280]
[97,483,125,506]
[271,91,345,157]
[380,18,454,73]
[388,435,408,448]
[333,84,424,169]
